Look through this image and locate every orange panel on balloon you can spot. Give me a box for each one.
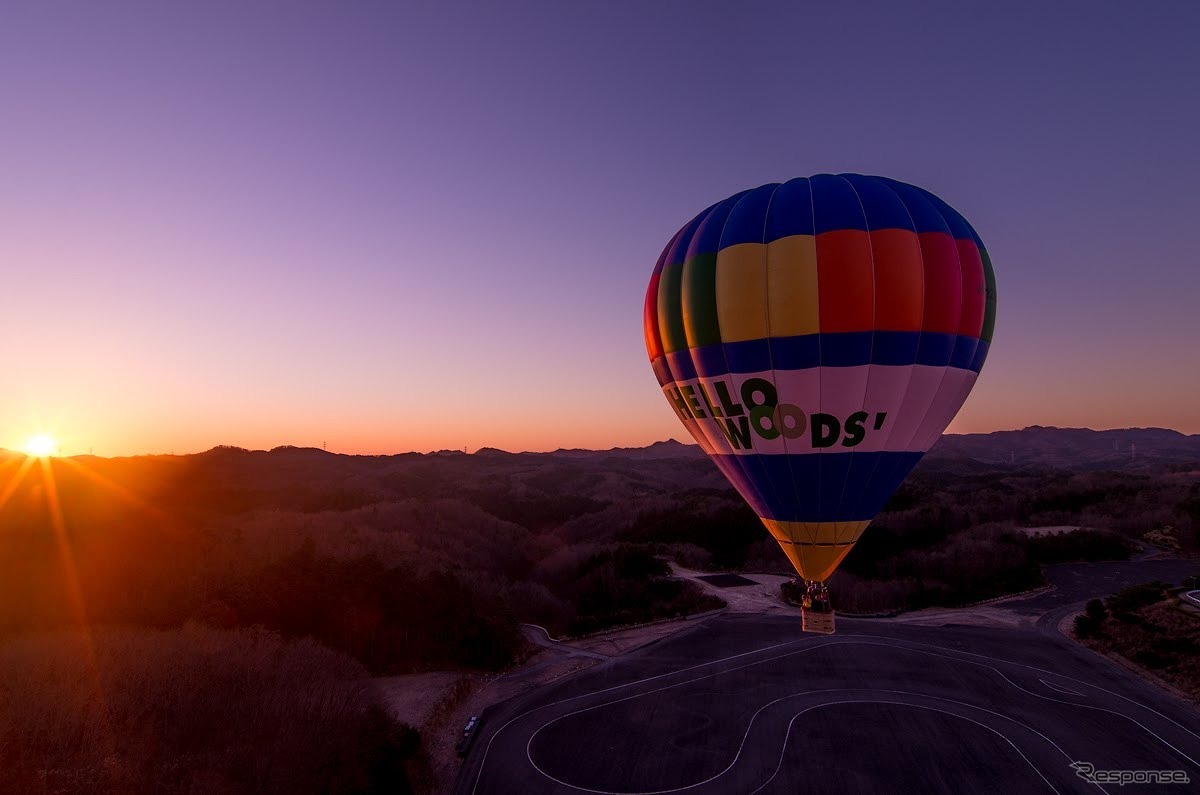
[815,229,874,333]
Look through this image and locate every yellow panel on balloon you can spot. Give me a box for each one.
[714,243,769,342]
[777,541,856,583]
[767,235,819,337]
[762,519,870,546]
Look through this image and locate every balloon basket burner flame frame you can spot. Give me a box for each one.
[801,607,836,635]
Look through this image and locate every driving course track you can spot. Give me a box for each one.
[458,613,1200,794]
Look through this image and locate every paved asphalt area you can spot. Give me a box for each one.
[458,560,1200,794]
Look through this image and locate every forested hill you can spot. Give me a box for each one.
[1,426,1197,674]
[4,431,1195,792]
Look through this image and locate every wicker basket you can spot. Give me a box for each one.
[801,607,836,635]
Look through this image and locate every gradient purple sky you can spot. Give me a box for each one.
[3,2,1198,456]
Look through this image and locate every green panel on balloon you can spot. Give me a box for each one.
[981,247,997,344]
[655,263,688,354]
[681,252,722,348]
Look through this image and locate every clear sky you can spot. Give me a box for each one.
[3,1,1198,456]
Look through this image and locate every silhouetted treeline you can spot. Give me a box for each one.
[219,544,521,671]
[3,445,1196,652]
[0,448,730,672]
[1022,528,1134,563]
[811,460,1197,612]
[561,546,724,634]
[619,488,766,569]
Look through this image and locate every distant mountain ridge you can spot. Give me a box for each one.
[550,439,704,460]
[546,427,1200,471]
[553,427,1200,471]
[927,426,1200,470]
[2,427,1197,470]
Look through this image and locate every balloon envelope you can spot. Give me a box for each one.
[644,174,996,582]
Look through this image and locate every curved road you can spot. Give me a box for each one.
[458,559,1200,794]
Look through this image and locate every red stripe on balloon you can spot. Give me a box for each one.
[644,270,663,362]
[955,240,986,338]
[916,231,962,335]
[815,229,874,333]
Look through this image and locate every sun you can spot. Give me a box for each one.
[22,434,59,458]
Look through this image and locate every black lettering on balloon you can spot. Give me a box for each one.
[842,411,868,447]
[667,387,692,420]
[719,416,753,449]
[811,414,841,448]
[740,378,778,412]
[714,380,745,417]
[682,385,706,418]
[698,383,722,418]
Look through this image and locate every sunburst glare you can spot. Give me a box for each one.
[22,434,59,458]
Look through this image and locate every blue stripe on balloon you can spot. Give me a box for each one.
[709,456,772,518]
[814,331,873,366]
[818,454,855,518]
[915,332,956,367]
[770,334,821,369]
[871,332,920,364]
[664,349,697,381]
[950,335,979,370]
[692,344,729,378]
[759,453,810,518]
[831,453,890,520]
[710,451,925,522]
[970,339,991,372]
[854,452,925,523]
[675,332,983,375]
[650,355,672,386]
[724,337,773,373]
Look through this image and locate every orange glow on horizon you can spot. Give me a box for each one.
[4,381,1199,460]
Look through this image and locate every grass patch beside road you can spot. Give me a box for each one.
[1073,582,1200,703]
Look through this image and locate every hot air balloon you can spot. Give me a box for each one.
[644,174,995,632]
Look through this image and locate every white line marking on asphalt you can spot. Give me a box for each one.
[472,630,1196,793]
[1039,678,1084,697]
[841,633,1200,767]
[527,688,1076,794]
[747,700,1061,795]
[469,634,823,794]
